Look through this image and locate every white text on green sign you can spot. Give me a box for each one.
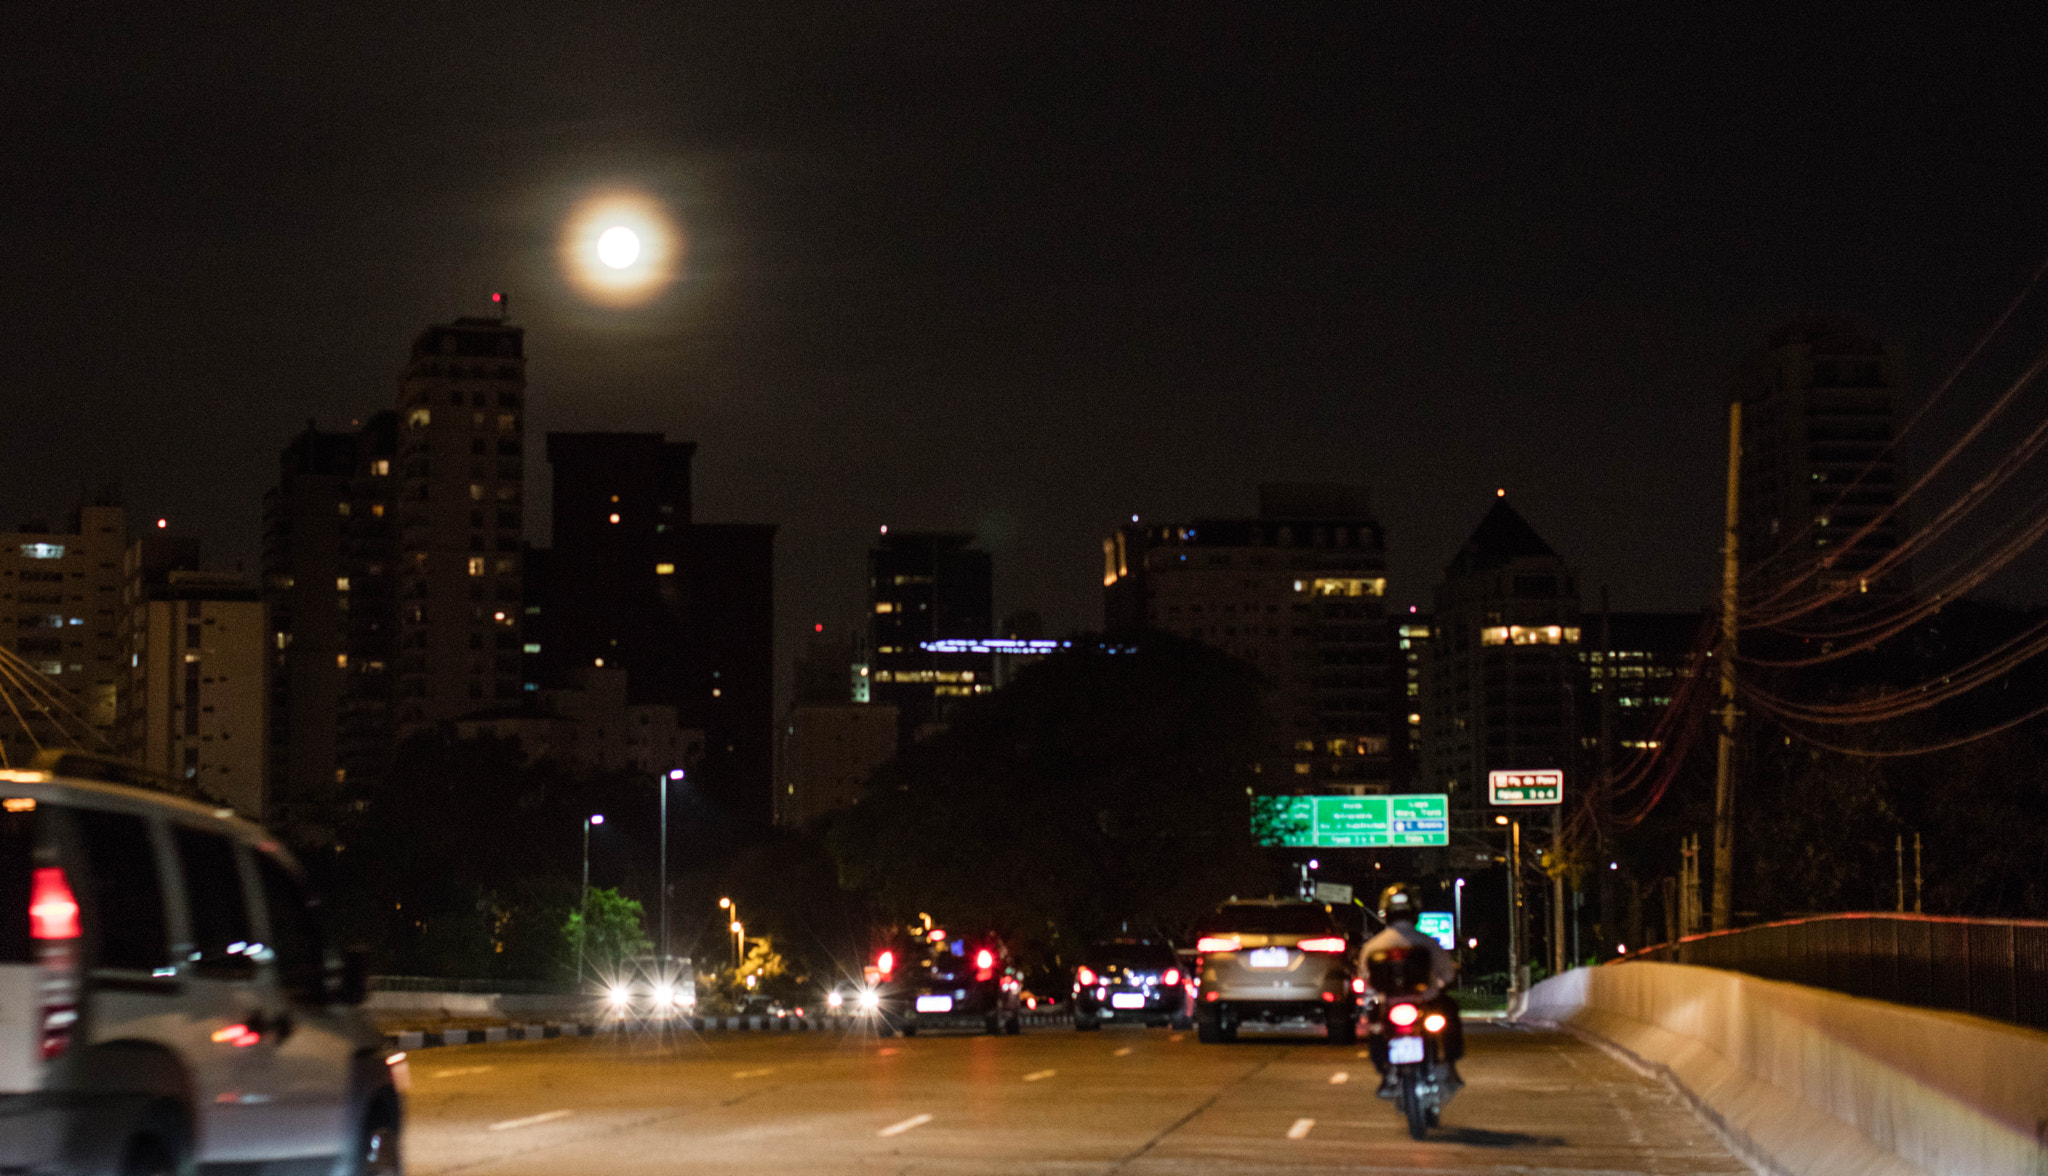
[1488,770,1562,806]
[1252,794,1450,847]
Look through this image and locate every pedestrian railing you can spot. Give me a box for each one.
[1620,912,2048,1032]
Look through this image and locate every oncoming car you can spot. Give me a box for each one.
[603,954,696,1021]
[1191,897,1364,1044]
[0,754,402,1175]
[1071,939,1191,1030]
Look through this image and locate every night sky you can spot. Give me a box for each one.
[8,4,2048,697]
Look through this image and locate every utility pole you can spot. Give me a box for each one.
[1913,832,1923,913]
[1896,835,1906,912]
[1711,399,1742,931]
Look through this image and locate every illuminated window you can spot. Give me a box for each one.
[18,543,63,560]
[1293,763,1311,775]
[874,602,895,613]
[469,484,485,501]
[337,501,352,517]
[371,503,385,517]
[655,563,675,575]
[336,578,350,592]
[498,414,516,432]
[372,459,391,476]
[406,409,431,429]
[336,654,348,669]
[523,643,541,654]
[1311,577,1387,597]
[1480,625,1582,646]
[467,557,486,576]
[1408,712,1422,725]
[608,513,621,524]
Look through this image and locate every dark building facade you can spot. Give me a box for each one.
[262,413,398,813]
[533,433,776,824]
[1735,320,1908,603]
[867,532,994,740]
[1105,484,1400,790]
[1422,498,1581,808]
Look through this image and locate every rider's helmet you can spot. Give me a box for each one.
[1378,884,1422,924]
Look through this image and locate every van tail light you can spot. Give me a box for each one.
[1075,966,1097,986]
[1296,936,1347,953]
[1351,977,1367,994]
[1388,1002,1420,1027]
[876,950,894,976]
[975,949,994,970]
[1162,968,1180,986]
[1195,936,1239,953]
[30,868,80,1062]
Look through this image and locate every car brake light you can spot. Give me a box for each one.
[975,949,994,970]
[1195,936,1239,953]
[1162,968,1180,986]
[1296,936,1347,953]
[29,868,79,940]
[877,950,894,976]
[1423,1013,1447,1033]
[1351,977,1366,994]
[1076,965,1097,986]
[1388,1002,1419,1027]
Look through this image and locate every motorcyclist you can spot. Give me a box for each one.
[1361,883,1464,1097]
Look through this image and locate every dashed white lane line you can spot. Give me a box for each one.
[732,1067,776,1079]
[1355,1050,1373,1059]
[1022,1069,1057,1082]
[1112,1047,1133,1057]
[1287,1117,1316,1140]
[431,1065,495,1078]
[878,1113,933,1137]
[1328,1071,1350,1085]
[488,1109,573,1132]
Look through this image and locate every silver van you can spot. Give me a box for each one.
[0,757,403,1174]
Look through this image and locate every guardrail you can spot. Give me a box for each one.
[1620,911,2048,1032]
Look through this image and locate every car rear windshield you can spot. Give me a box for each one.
[1086,943,1178,968]
[1196,904,1341,938]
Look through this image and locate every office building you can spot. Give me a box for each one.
[1735,320,1908,601]
[1581,611,1706,762]
[868,532,994,740]
[1105,484,1397,790]
[531,432,776,823]
[262,413,399,813]
[394,315,528,728]
[118,538,266,816]
[775,630,900,826]
[0,498,127,760]
[454,667,703,777]
[1421,497,1581,806]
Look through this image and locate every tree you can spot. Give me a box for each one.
[563,887,653,976]
[827,633,1283,969]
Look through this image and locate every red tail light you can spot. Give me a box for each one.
[1195,936,1239,953]
[1076,965,1097,986]
[876,950,894,976]
[29,868,79,940]
[975,948,994,970]
[1296,936,1347,953]
[1388,1002,1419,1027]
[1162,968,1180,986]
[1351,977,1366,994]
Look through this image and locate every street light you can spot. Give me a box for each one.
[576,814,604,986]
[659,769,684,967]
[720,897,744,968]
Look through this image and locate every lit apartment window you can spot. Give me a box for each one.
[608,513,621,524]
[468,557,486,576]
[655,563,675,575]
[406,409,430,428]
[874,602,894,613]
[522,643,541,654]
[1480,625,1582,646]
[371,504,385,517]
[336,654,348,669]
[336,578,350,592]
[1311,577,1386,597]
[337,501,351,516]
[470,484,485,501]
[372,459,391,476]
[18,544,63,560]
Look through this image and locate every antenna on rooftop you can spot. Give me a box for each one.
[491,291,509,321]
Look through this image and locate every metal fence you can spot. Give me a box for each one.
[1621,912,2048,1032]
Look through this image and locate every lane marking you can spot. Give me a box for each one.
[1287,1117,1315,1140]
[731,1067,776,1079]
[431,1065,496,1078]
[1355,1050,1372,1059]
[1022,1069,1056,1082]
[1113,1047,1133,1057]
[488,1109,573,1132]
[1328,1071,1350,1085]
[878,1113,933,1137]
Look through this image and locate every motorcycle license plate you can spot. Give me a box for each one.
[1388,1035,1425,1064]
[914,995,954,1013]
[1246,947,1290,969]
[1111,992,1147,1009]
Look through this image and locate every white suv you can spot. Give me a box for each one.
[0,756,403,1174]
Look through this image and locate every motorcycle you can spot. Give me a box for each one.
[1379,999,1456,1139]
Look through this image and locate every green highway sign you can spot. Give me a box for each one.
[1251,793,1450,848]
[1488,770,1563,806]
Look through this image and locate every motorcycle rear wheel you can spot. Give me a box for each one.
[1398,1071,1428,1140]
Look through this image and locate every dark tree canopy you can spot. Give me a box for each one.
[828,633,1285,967]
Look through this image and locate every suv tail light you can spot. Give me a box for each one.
[1195,936,1240,953]
[1296,936,1347,953]
[1075,965,1097,986]
[975,949,994,970]
[30,867,79,1061]
[876,950,894,976]
[1162,968,1180,986]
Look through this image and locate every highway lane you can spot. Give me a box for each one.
[403,1021,1751,1174]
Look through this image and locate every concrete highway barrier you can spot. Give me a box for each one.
[382,1010,1073,1054]
[1517,961,2048,1176]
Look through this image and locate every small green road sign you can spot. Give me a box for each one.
[1488,770,1563,806]
[1252,794,1450,848]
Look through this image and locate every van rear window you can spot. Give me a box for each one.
[0,807,31,963]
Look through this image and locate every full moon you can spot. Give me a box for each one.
[596,226,640,270]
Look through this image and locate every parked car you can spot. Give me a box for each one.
[1191,897,1364,1044]
[0,753,401,1174]
[864,926,1024,1035]
[1071,939,1191,1029]
[604,953,696,1021]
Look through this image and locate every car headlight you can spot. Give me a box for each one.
[827,991,845,1009]
[654,984,675,1006]
[608,985,631,1007]
[858,988,881,1010]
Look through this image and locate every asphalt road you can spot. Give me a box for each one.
[401,1020,1751,1175]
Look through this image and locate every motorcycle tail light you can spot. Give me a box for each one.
[1388,1002,1419,1027]
[1423,1013,1447,1033]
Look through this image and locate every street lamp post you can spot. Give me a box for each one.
[576,813,604,985]
[719,897,743,969]
[660,769,684,966]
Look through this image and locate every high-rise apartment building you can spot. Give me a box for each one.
[118,538,266,816]
[775,632,898,827]
[262,414,398,813]
[394,316,528,727]
[1422,497,1581,806]
[868,532,993,740]
[1105,484,1398,790]
[1735,320,1908,601]
[531,433,775,823]
[0,499,127,760]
